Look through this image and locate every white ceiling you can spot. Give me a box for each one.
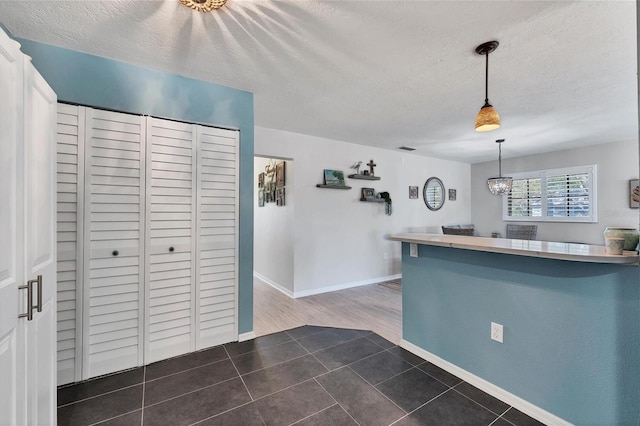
[0,0,637,163]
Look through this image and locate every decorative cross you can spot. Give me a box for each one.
[367,159,377,176]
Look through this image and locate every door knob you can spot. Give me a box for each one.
[112,250,119,256]
[169,247,174,252]
[18,282,33,321]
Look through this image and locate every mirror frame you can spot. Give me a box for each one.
[423,177,445,211]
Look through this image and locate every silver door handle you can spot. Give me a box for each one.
[18,282,33,321]
[34,275,42,312]
[17,275,42,320]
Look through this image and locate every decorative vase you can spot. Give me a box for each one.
[603,227,639,251]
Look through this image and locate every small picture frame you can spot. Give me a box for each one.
[361,187,376,201]
[258,173,265,188]
[276,161,286,187]
[324,169,346,186]
[409,186,418,199]
[276,187,285,206]
[448,188,457,201]
[258,189,265,207]
[629,179,639,208]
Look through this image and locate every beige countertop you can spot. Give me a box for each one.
[388,233,639,265]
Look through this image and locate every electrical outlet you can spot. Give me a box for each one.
[410,243,418,257]
[491,322,503,343]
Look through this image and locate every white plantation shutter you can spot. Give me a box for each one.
[504,165,597,223]
[55,103,84,385]
[145,118,197,363]
[83,108,146,379]
[196,126,239,349]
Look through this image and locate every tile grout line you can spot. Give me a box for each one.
[141,365,146,426]
[145,353,232,384]
[346,365,408,415]
[288,403,341,426]
[86,408,142,426]
[312,376,362,426]
[143,375,242,410]
[57,382,143,408]
[225,344,255,401]
[450,382,513,419]
[388,387,452,425]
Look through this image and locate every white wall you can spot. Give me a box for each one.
[253,156,295,294]
[255,126,471,296]
[470,139,639,244]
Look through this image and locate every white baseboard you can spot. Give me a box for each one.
[254,271,402,299]
[253,272,294,297]
[400,339,571,426]
[238,331,255,342]
[292,274,402,298]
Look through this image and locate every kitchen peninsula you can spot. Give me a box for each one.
[389,233,639,425]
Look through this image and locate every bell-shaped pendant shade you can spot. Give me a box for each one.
[475,104,501,132]
[487,177,512,195]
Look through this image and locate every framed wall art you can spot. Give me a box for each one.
[630,179,639,208]
[324,169,346,186]
[409,186,418,199]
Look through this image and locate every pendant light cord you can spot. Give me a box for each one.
[484,52,490,104]
[498,142,502,177]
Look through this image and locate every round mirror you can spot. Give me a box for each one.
[423,177,445,211]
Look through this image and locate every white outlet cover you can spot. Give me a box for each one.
[410,243,418,257]
[491,322,503,343]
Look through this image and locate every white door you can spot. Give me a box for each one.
[0,26,57,426]
[144,118,197,363]
[22,57,58,425]
[0,27,25,426]
[196,126,239,349]
[83,108,145,379]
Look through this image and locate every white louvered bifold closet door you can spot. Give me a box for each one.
[82,109,145,379]
[55,104,84,385]
[196,126,239,349]
[145,118,196,363]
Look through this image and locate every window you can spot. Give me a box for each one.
[503,165,597,222]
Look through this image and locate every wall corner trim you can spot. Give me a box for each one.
[253,272,294,298]
[238,331,256,342]
[399,339,571,426]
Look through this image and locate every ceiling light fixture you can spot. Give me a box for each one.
[475,41,500,132]
[179,0,227,12]
[487,139,512,195]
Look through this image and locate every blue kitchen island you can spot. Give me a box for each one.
[389,233,640,425]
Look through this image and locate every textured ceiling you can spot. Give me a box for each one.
[0,0,637,163]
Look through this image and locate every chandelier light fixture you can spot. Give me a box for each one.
[487,139,512,195]
[179,0,227,12]
[475,41,501,132]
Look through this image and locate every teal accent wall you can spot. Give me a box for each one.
[17,38,254,335]
[402,243,640,424]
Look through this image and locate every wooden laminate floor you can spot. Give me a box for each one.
[253,278,402,344]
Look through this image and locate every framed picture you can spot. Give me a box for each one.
[276,187,285,206]
[324,169,346,186]
[449,188,457,201]
[258,189,265,207]
[361,187,376,201]
[630,179,639,208]
[276,161,286,187]
[409,186,418,199]
[258,172,265,188]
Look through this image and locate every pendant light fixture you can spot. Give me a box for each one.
[475,41,501,132]
[487,139,512,195]
[179,0,227,12]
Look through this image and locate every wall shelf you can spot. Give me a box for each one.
[348,174,380,180]
[316,184,352,189]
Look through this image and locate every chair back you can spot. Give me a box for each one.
[506,224,538,240]
[442,226,475,236]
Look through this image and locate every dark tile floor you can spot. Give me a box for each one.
[57,326,546,426]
